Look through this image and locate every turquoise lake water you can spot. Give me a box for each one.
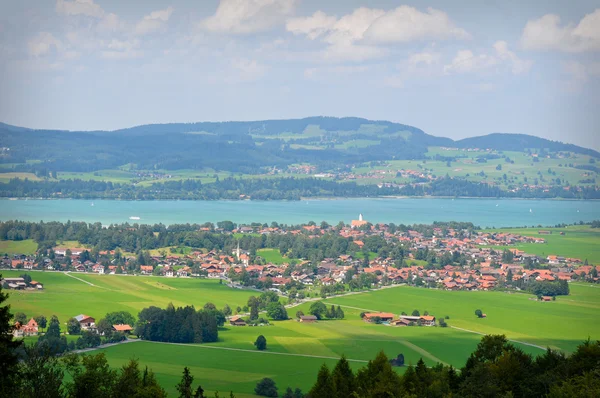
[1,198,598,228]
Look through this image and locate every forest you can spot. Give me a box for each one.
[1,175,599,200]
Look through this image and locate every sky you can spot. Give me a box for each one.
[0,0,599,150]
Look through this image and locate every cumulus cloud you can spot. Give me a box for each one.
[287,6,468,62]
[135,7,174,35]
[28,32,63,57]
[288,6,468,45]
[521,9,600,52]
[56,0,104,18]
[408,51,441,67]
[444,41,531,75]
[228,58,268,82]
[201,0,296,34]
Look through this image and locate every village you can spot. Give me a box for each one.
[2,216,598,298]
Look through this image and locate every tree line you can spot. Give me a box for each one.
[1,175,598,200]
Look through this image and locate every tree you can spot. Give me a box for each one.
[254,335,267,351]
[475,309,483,318]
[17,346,65,398]
[266,303,288,320]
[14,312,27,324]
[248,296,260,320]
[176,367,196,398]
[412,309,420,316]
[104,311,135,326]
[335,306,344,319]
[222,304,232,317]
[96,318,113,336]
[331,356,355,398]
[34,315,47,332]
[67,317,82,335]
[64,352,117,398]
[309,364,334,398]
[0,274,23,396]
[295,310,304,319]
[254,378,278,397]
[309,301,327,320]
[203,303,217,311]
[112,359,167,398]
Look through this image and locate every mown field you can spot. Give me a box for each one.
[3,267,599,396]
[486,225,600,263]
[0,239,38,255]
[2,271,254,324]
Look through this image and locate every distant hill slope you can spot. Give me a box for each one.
[0,117,597,174]
[456,133,600,158]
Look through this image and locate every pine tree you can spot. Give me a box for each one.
[0,277,22,395]
[336,305,344,319]
[331,356,355,397]
[309,364,334,398]
[177,367,194,398]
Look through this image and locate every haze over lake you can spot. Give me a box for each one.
[1,198,598,228]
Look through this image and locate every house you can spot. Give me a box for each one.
[229,316,247,326]
[74,264,86,272]
[363,312,395,323]
[92,264,105,274]
[541,296,553,302]
[420,315,436,326]
[300,315,318,323]
[14,318,39,337]
[74,314,96,330]
[1,277,27,290]
[140,265,154,275]
[177,267,191,277]
[112,324,133,334]
[390,318,411,327]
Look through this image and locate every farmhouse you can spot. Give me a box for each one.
[229,316,247,326]
[1,277,27,290]
[363,312,395,323]
[112,324,133,334]
[140,265,154,275]
[74,314,96,330]
[13,318,39,337]
[420,315,436,326]
[300,315,317,323]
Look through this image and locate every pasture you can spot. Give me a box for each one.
[256,248,287,264]
[2,271,254,324]
[486,225,600,264]
[0,239,38,254]
[3,270,599,396]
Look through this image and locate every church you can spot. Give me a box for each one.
[351,213,368,228]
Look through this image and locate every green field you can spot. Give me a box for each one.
[0,172,42,183]
[487,225,600,263]
[2,271,254,324]
[0,239,38,254]
[256,248,287,264]
[3,270,599,396]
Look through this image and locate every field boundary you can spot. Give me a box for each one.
[142,341,370,363]
[63,272,111,289]
[450,326,546,351]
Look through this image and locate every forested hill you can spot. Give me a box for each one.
[0,117,597,174]
[456,133,600,158]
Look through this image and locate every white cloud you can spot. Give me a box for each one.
[201,0,296,34]
[56,0,104,18]
[135,7,174,36]
[444,41,531,75]
[408,51,441,67]
[562,61,600,91]
[286,11,337,40]
[521,9,600,52]
[100,39,142,60]
[28,32,63,57]
[228,58,267,82]
[287,6,468,62]
[363,6,471,43]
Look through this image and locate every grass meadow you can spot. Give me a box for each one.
[486,225,600,263]
[0,239,38,255]
[2,270,599,396]
[2,271,254,324]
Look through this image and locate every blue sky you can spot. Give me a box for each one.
[0,0,599,149]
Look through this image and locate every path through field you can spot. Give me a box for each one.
[450,326,546,351]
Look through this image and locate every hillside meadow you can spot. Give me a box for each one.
[3,270,599,396]
[2,271,254,323]
[485,225,600,263]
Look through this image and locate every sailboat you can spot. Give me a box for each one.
[91,202,94,207]
[529,208,532,213]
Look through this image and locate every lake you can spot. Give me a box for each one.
[1,198,598,227]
